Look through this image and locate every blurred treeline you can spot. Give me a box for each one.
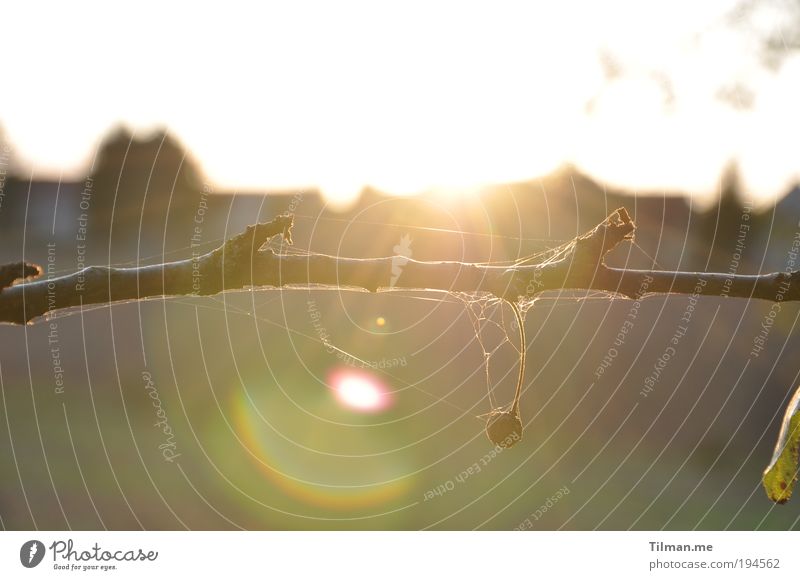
[1,126,795,273]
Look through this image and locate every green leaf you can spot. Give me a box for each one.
[763,386,800,504]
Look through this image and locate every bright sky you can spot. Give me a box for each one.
[2,0,799,205]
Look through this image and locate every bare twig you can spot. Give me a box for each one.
[0,262,41,290]
[1,208,798,326]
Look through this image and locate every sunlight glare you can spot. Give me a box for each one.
[2,1,799,203]
[329,369,391,412]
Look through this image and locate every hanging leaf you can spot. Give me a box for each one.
[763,386,800,504]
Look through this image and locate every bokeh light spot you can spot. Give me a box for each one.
[329,369,392,413]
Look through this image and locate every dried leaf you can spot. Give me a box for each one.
[763,386,800,503]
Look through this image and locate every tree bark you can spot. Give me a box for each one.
[1,208,799,326]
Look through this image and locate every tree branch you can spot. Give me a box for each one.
[1,208,799,326]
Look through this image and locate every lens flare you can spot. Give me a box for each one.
[230,386,411,512]
[329,368,392,412]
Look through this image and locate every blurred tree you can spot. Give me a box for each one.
[698,163,752,272]
[88,126,205,260]
[729,0,800,71]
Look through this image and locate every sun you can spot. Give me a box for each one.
[328,369,392,413]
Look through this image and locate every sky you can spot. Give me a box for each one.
[1,0,799,205]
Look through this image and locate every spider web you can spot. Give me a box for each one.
[255,227,580,419]
[446,238,576,417]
